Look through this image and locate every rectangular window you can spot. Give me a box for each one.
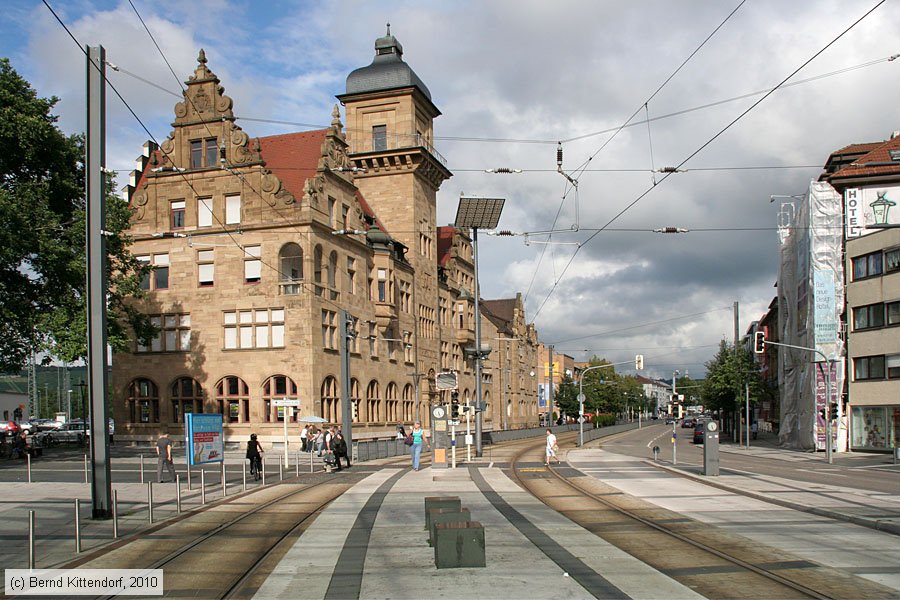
[153,254,169,290]
[328,197,336,227]
[854,355,885,381]
[206,138,218,166]
[198,249,214,287]
[853,303,885,330]
[171,200,185,229]
[190,140,202,168]
[346,257,356,294]
[244,245,261,284]
[223,308,284,349]
[136,312,190,353]
[852,251,883,280]
[137,255,151,290]
[377,268,387,302]
[886,247,900,274]
[372,125,387,151]
[322,310,337,349]
[342,205,349,230]
[887,301,900,326]
[225,195,241,224]
[887,354,900,379]
[198,197,213,227]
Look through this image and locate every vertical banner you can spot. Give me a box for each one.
[814,362,838,451]
[813,269,837,358]
[185,413,224,465]
[845,188,862,238]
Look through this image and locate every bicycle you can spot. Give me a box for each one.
[249,454,263,480]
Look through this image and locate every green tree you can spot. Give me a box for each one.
[554,372,579,417]
[0,58,152,372]
[701,340,764,416]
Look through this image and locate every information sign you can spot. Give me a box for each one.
[185,413,224,465]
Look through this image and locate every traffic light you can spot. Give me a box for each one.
[352,401,359,421]
[829,402,838,421]
[635,354,644,370]
[754,331,766,354]
[451,391,459,419]
[677,404,684,419]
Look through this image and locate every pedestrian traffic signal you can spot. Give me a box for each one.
[829,402,838,420]
[635,354,644,370]
[451,391,460,419]
[754,331,766,354]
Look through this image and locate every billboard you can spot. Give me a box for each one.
[185,413,224,465]
[845,185,900,238]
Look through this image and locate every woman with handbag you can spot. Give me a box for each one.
[409,421,430,471]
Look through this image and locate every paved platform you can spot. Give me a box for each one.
[254,465,703,600]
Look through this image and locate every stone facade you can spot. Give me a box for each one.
[111,38,540,443]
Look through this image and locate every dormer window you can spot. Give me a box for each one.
[190,138,217,168]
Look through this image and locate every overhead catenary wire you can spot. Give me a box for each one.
[549,307,733,346]
[528,0,886,325]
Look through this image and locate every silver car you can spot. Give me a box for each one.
[38,422,87,446]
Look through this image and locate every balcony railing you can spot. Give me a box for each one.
[373,132,447,167]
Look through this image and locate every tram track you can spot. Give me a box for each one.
[508,434,897,600]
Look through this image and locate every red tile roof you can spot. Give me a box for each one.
[829,135,900,180]
[437,226,456,267]
[257,129,327,199]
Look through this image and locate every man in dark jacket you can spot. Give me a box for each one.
[332,429,350,471]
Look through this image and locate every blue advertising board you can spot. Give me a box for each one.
[185,413,224,465]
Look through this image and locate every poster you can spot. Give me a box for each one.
[813,269,837,357]
[185,413,224,465]
[814,362,838,451]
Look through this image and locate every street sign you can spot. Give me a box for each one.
[576,393,585,403]
[272,399,301,407]
[577,416,586,424]
[435,371,458,390]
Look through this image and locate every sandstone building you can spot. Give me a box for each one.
[112,30,539,442]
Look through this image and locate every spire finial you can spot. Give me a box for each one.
[197,48,207,66]
[386,22,391,36]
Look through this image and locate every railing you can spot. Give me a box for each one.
[374,132,447,167]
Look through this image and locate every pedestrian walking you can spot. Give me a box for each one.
[751,421,758,440]
[246,433,264,480]
[409,421,430,471]
[300,424,309,452]
[332,429,350,471]
[156,432,176,483]
[545,428,560,465]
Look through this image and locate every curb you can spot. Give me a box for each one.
[646,460,900,537]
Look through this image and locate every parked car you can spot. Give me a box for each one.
[681,418,695,429]
[693,421,706,444]
[38,422,87,446]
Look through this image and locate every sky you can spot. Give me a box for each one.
[3,0,899,380]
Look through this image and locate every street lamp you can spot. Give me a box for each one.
[455,195,505,457]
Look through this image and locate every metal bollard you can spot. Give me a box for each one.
[187,461,192,490]
[176,475,182,514]
[201,468,206,505]
[221,462,227,497]
[113,489,119,539]
[84,454,88,484]
[262,457,266,486]
[279,459,283,481]
[140,454,144,483]
[296,451,300,477]
[27,453,32,483]
[310,449,314,473]
[242,462,246,492]
[148,482,154,524]
[75,499,81,553]
[29,510,35,569]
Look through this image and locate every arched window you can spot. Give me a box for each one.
[263,375,299,423]
[216,376,249,423]
[321,376,340,423]
[279,243,303,295]
[328,251,339,300]
[385,382,399,422]
[366,380,381,423]
[126,378,159,423]
[402,384,414,423]
[170,377,203,423]
[350,378,361,422]
[313,245,323,296]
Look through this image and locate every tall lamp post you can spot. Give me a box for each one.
[455,196,505,458]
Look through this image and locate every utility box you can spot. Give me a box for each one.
[703,420,720,476]
[434,521,485,568]
[431,405,450,469]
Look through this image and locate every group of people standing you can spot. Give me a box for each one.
[297,425,350,470]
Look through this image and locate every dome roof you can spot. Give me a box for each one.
[345,25,431,100]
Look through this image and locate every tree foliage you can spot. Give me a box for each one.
[700,340,764,414]
[0,58,152,372]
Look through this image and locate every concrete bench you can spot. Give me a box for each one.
[428,507,470,547]
[433,521,485,568]
[424,496,460,531]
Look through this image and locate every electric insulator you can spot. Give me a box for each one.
[556,143,563,167]
[497,230,514,236]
